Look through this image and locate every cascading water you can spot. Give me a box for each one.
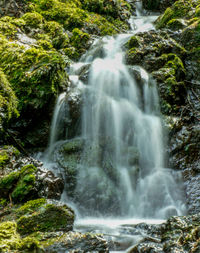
[41,1,186,251]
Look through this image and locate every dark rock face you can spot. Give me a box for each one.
[169,124,200,214]
[142,0,177,12]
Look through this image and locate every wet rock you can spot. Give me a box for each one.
[0,153,64,203]
[169,124,200,214]
[45,231,109,253]
[126,29,187,115]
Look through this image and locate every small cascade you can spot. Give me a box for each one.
[43,1,186,222]
[45,92,68,159]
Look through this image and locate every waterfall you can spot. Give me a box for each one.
[44,2,186,220]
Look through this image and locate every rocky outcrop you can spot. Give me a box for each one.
[129,213,200,252]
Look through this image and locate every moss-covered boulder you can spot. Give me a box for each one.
[155,0,200,29]
[0,158,64,204]
[17,201,74,235]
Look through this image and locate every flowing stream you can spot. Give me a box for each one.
[41,2,186,251]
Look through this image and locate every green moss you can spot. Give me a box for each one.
[0,17,18,37]
[0,146,20,169]
[0,221,21,252]
[156,0,198,29]
[0,171,20,199]
[167,18,187,30]
[17,204,74,235]
[0,68,18,129]
[16,198,47,217]
[22,12,43,28]
[85,13,119,35]
[128,35,140,49]
[165,53,185,77]
[37,39,53,50]
[30,0,88,30]
[0,151,9,169]
[11,165,37,203]
[156,7,174,29]
[0,221,42,252]
[0,37,68,112]
[0,164,38,203]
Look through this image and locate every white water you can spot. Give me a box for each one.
[42,2,186,251]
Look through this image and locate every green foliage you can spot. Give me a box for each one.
[17,204,74,235]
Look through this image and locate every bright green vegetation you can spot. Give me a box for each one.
[0,221,41,252]
[16,198,47,217]
[156,0,200,29]
[0,164,38,203]
[0,69,18,131]
[0,35,68,112]
[0,0,131,126]
[17,203,74,235]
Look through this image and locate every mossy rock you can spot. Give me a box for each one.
[17,203,74,235]
[0,145,20,170]
[127,35,141,49]
[16,198,47,217]
[167,18,188,30]
[0,35,69,113]
[181,19,200,50]
[22,12,43,28]
[156,0,199,29]
[11,165,38,203]
[0,164,38,203]
[81,0,131,20]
